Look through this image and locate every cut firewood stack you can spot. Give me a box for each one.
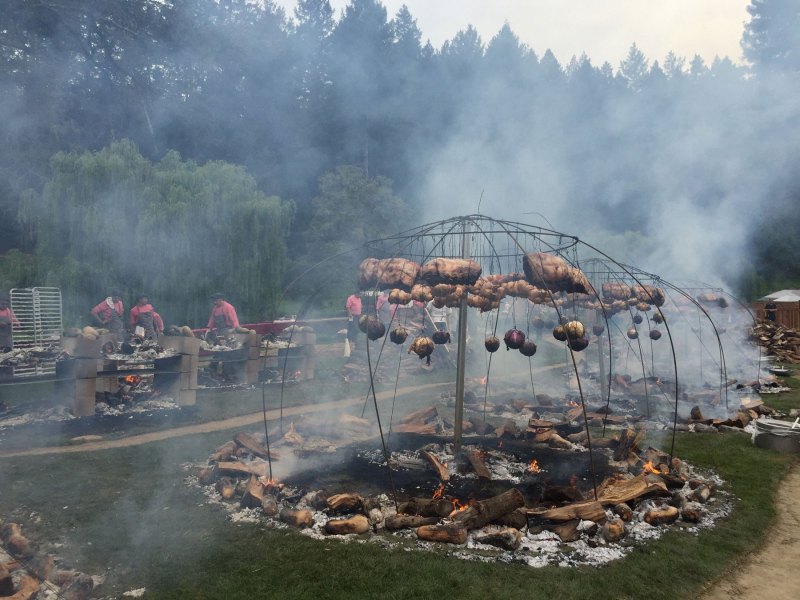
[0,519,95,600]
[750,321,800,363]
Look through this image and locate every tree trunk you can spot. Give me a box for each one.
[527,500,606,524]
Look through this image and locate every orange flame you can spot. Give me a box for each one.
[123,375,141,385]
[528,459,541,473]
[448,498,475,517]
[261,477,284,490]
[643,460,667,475]
[432,484,445,499]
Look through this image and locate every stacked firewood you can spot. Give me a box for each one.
[0,520,95,600]
[750,321,800,363]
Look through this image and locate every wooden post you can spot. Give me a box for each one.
[60,336,101,417]
[160,335,201,406]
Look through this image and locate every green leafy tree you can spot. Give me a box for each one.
[17,141,293,325]
[619,43,649,91]
[297,165,408,306]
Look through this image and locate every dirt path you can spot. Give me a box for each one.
[702,462,800,600]
[0,381,452,459]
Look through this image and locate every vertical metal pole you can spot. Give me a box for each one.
[454,219,470,455]
[596,314,607,400]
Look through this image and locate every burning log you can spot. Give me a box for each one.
[597,474,669,505]
[209,441,237,462]
[527,500,607,524]
[602,519,626,542]
[532,429,571,449]
[416,523,468,545]
[613,503,633,522]
[681,503,703,523]
[419,450,450,481]
[494,508,528,530]
[197,467,215,485]
[398,497,454,518]
[644,505,679,526]
[549,519,581,542]
[474,528,522,551]
[240,476,266,509]
[692,485,713,504]
[451,488,525,531]
[613,427,644,462]
[385,515,440,531]
[261,495,279,516]
[4,574,39,600]
[0,566,12,596]
[466,450,492,480]
[392,422,439,435]
[233,432,274,460]
[399,406,438,424]
[324,514,370,535]
[216,478,236,500]
[279,508,314,528]
[215,460,270,479]
[326,493,364,514]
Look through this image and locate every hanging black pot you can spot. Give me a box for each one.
[366,318,386,341]
[627,327,639,340]
[649,329,662,340]
[485,336,500,353]
[432,330,451,345]
[568,336,589,351]
[552,325,567,342]
[632,314,643,324]
[592,324,605,336]
[390,326,409,344]
[519,339,538,357]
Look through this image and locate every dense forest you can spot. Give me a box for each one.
[1,0,799,325]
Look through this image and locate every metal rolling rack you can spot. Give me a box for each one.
[8,287,63,377]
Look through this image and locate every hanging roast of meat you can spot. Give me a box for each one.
[522,252,591,294]
[359,258,420,291]
[418,258,482,286]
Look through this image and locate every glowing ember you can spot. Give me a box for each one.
[123,375,141,385]
[448,498,475,517]
[528,459,541,473]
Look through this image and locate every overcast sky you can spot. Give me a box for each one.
[277,0,751,68]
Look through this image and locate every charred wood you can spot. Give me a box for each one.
[384,515,440,531]
[474,528,522,551]
[398,497,454,518]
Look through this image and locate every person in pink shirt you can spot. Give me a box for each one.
[207,293,240,333]
[345,290,362,348]
[129,295,164,340]
[0,294,20,350]
[90,290,124,339]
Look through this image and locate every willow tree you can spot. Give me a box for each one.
[18,140,293,326]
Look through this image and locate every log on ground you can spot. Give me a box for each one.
[452,488,525,530]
